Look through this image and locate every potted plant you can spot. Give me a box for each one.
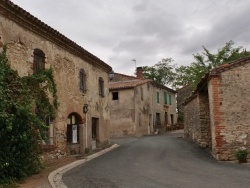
[235,148,248,163]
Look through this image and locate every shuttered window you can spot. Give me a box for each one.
[164,91,168,104]
[157,91,160,103]
[33,49,45,73]
[99,77,104,97]
[79,68,87,93]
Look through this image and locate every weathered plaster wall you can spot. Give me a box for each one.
[152,86,177,128]
[209,63,250,160]
[134,83,151,136]
[109,89,136,137]
[0,12,110,154]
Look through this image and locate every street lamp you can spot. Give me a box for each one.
[109,70,115,81]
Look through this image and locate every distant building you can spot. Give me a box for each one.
[109,67,177,137]
[183,57,250,160]
[0,0,112,156]
[176,84,193,125]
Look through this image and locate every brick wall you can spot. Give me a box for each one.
[209,64,250,160]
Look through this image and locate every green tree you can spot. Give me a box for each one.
[0,46,58,184]
[174,40,250,88]
[142,58,176,86]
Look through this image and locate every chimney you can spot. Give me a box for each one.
[136,67,143,79]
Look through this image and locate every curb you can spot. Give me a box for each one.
[48,144,119,188]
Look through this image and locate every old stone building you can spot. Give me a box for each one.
[109,68,177,137]
[183,57,250,160]
[0,0,112,156]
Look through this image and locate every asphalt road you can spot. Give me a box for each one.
[63,131,250,188]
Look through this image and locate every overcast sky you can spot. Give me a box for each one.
[12,0,250,76]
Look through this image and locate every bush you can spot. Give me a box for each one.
[0,46,58,184]
[235,149,248,163]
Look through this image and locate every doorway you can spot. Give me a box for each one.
[91,118,99,149]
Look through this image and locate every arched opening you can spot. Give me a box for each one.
[67,113,83,144]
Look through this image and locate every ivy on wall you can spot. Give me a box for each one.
[0,45,58,184]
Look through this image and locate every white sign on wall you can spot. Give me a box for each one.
[72,125,77,143]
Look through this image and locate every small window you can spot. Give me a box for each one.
[112,92,118,100]
[157,91,160,104]
[99,77,104,97]
[33,49,45,73]
[164,91,168,104]
[79,68,87,93]
[140,87,143,100]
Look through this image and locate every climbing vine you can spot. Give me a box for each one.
[0,45,58,185]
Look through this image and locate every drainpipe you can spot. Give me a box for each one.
[85,112,88,148]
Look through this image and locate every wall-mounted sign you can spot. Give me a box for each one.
[72,125,77,143]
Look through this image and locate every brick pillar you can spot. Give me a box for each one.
[136,67,143,79]
[210,77,225,160]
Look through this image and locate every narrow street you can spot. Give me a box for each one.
[63,131,250,188]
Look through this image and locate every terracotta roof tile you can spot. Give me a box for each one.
[109,79,151,90]
[1,0,112,72]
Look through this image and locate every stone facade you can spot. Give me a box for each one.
[109,69,177,137]
[183,91,211,148]
[0,1,112,155]
[184,57,250,160]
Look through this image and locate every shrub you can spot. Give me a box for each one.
[0,46,58,184]
[235,149,248,163]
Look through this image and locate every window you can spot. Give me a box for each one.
[112,92,118,100]
[67,114,79,143]
[164,91,168,104]
[79,68,87,93]
[99,77,104,97]
[33,49,45,73]
[169,94,172,105]
[157,91,160,103]
[141,87,143,100]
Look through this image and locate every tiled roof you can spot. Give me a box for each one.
[0,0,112,72]
[109,79,151,90]
[183,56,250,105]
[114,72,136,79]
[210,55,250,75]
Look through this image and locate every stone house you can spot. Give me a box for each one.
[109,68,177,137]
[0,0,113,156]
[183,57,250,160]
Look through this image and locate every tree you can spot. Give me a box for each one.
[0,46,58,184]
[174,41,250,88]
[142,58,176,86]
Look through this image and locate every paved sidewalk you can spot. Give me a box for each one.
[17,144,119,188]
